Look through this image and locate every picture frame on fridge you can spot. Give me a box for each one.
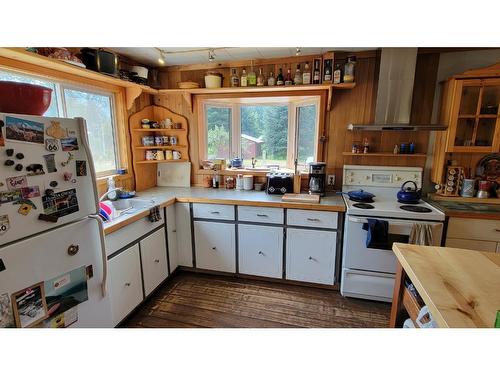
[11,282,49,328]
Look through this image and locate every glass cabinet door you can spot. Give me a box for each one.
[458,85,480,115]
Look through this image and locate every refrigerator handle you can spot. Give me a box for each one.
[89,214,108,298]
[76,117,101,211]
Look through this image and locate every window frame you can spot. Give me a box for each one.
[198,95,321,171]
[0,67,122,177]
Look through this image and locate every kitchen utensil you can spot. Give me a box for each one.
[476,153,500,184]
[236,174,244,190]
[436,166,464,196]
[204,72,223,88]
[80,48,119,76]
[0,82,52,115]
[165,150,173,160]
[254,182,263,191]
[460,178,476,197]
[156,150,165,160]
[337,189,376,203]
[281,193,320,203]
[178,81,201,89]
[173,151,182,160]
[231,157,243,168]
[266,172,294,195]
[225,176,235,189]
[130,66,149,84]
[397,181,422,204]
[243,175,254,190]
[477,180,491,198]
[308,162,326,196]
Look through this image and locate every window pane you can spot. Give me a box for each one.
[206,106,231,159]
[0,70,59,117]
[241,105,288,167]
[64,89,117,173]
[297,104,317,169]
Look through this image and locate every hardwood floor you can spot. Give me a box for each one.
[122,271,391,328]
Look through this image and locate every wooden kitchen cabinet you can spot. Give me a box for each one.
[140,228,169,296]
[194,221,236,272]
[286,228,337,285]
[175,202,193,267]
[108,244,144,326]
[165,205,178,272]
[431,63,500,185]
[445,217,500,252]
[238,224,283,278]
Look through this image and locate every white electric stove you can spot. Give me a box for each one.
[340,165,445,302]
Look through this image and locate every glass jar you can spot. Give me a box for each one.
[343,56,356,83]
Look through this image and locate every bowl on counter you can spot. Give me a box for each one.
[0,81,52,115]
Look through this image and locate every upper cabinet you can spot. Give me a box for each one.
[431,63,500,184]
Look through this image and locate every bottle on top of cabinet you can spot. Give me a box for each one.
[302,62,311,84]
[257,68,265,86]
[313,60,321,84]
[240,68,248,87]
[333,63,342,84]
[343,55,356,83]
[230,68,239,87]
[248,61,257,86]
[285,67,293,85]
[323,60,332,82]
[276,68,285,86]
[294,64,302,85]
[267,71,276,86]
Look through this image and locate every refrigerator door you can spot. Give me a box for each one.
[0,218,112,327]
[0,113,98,246]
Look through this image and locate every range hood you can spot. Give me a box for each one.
[348,48,447,131]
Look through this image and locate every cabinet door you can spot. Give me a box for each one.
[239,224,283,278]
[445,238,497,252]
[286,228,337,285]
[108,244,143,326]
[140,228,168,296]
[166,205,178,272]
[176,202,193,267]
[194,221,235,273]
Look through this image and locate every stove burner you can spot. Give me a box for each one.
[397,199,420,204]
[353,203,374,209]
[400,205,432,213]
[349,196,374,203]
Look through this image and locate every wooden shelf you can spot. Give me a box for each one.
[402,287,424,327]
[428,193,500,205]
[0,48,159,109]
[132,128,186,132]
[136,160,188,164]
[134,145,187,150]
[342,152,427,157]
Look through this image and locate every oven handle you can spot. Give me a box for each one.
[348,216,442,226]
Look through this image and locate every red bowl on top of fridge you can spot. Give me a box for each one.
[0,81,52,115]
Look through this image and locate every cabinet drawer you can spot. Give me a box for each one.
[341,269,395,302]
[287,209,338,229]
[108,244,143,326]
[447,217,500,242]
[238,224,283,278]
[194,221,236,272]
[286,228,337,285]
[140,228,168,296]
[238,206,284,224]
[445,237,498,252]
[193,203,235,221]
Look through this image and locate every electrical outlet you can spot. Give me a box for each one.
[327,175,335,186]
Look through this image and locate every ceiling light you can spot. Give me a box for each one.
[296,47,301,56]
[157,50,166,65]
[208,49,216,62]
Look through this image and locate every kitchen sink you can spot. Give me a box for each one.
[111,198,157,216]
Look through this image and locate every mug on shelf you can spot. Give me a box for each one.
[156,150,165,160]
[165,150,173,160]
[142,136,154,146]
[145,150,155,160]
[170,136,177,145]
[154,136,163,146]
[162,135,170,145]
[173,151,182,160]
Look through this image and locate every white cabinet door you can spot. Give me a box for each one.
[239,224,283,278]
[286,228,337,285]
[166,205,178,272]
[108,244,143,326]
[175,202,193,267]
[194,221,236,272]
[140,228,168,296]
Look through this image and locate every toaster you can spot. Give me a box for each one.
[266,172,294,195]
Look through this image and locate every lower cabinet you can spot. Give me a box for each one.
[238,224,283,278]
[108,244,144,326]
[166,205,178,272]
[194,221,236,273]
[445,217,500,253]
[176,202,193,267]
[286,228,337,285]
[140,228,169,296]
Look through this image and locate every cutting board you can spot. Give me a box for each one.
[157,162,191,187]
[282,193,320,203]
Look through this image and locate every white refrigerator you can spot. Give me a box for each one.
[0,112,112,328]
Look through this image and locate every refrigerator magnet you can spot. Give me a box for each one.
[63,172,73,181]
[5,175,28,190]
[43,154,57,173]
[76,160,87,176]
[45,121,67,139]
[20,186,41,199]
[11,282,49,328]
[5,116,44,145]
[61,152,74,167]
[17,203,32,216]
[42,188,79,218]
[26,163,45,176]
[0,190,22,204]
[45,138,59,152]
[0,292,15,328]
[0,119,5,147]
[61,137,79,152]
[38,213,58,223]
[0,215,10,236]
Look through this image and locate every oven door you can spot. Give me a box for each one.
[343,216,443,274]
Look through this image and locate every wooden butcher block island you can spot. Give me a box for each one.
[390,243,500,328]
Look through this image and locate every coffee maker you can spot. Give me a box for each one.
[308,162,327,196]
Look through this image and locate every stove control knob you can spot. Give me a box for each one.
[349,178,354,182]
[365,175,370,180]
[395,176,401,181]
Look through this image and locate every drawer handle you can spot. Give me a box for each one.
[125,282,131,287]
[211,246,217,251]
[154,259,160,263]
[172,229,177,233]
[258,251,265,256]
[308,256,316,261]
[210,211,220,214]
[257,214,268,217]
[495,229,500,232]
[307,218,320,222]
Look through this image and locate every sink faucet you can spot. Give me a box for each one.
[251,157,257,168]
[99,188,122,202]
